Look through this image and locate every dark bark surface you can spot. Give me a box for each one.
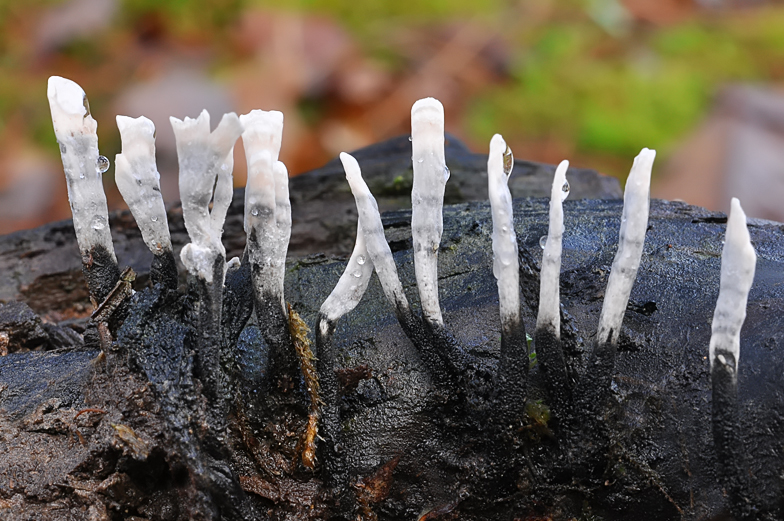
[1,135,782,520]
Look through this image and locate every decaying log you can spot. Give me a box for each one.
[2,136,782,521]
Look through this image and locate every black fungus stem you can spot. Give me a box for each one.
[315,315,349,490]
[493,316,529,425]
[572,338,617,430]
[711,352,757,521]
[391,300,468,387]
[150,249,179,290]
[534,326,571,418]
[192,255,231,420]
[82,244,121,303]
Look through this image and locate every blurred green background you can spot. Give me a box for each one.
[1,0,784,232]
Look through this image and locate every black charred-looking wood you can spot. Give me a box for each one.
[82,244,121,302]
[534,326,571,419]
[150,249,178,290]
[117,285,257,521]
[711,353,757,521]
[315,316,349,493]
[492,316,529,426]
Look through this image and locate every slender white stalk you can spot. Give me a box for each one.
[487,134,520,329]
[411,97,448,325]
[596,148,655,346]
[320,221,374,322]
[273,160,292,295]
[115,115,171,254]
[47,76,115,260]
[170,110,243,283]
[709,198,756,372]
[340,152,409,311]
[536,160,570,336]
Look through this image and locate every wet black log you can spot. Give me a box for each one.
[1,136,782,521]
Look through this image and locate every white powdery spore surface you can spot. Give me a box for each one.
[171,109,243,283]
[47,76,115,260]
[240,109,283,233]
[536,160,570,335]
[487,134,520,328]
[115,115,171,254]
[411,97,448,326]
[341,152,409,310]
[596,148,655,346]
[320,221,374,322]
[709,197,757,371]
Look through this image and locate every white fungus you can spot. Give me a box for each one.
[240,109,284,232]
[47,76,115,260]
[411,97,448,326]
[709,198,757,372]
[536,160,570,336]
[320,221,374,322]
[596,148,656,346]
[115,115,172,255]
[240,110,289,311]
[340,152,409,311]
[170,109,243,283]
[487,134,520,329]
[272,160,292,297]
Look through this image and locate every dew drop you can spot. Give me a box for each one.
[151,216,158,222]
[96,155,110,174]
[503,145,514,176]
[79,174,85,179]
[352,270,362,278]
[417,158,424,164]
[357,255,366,265]
[251,208,259,216]
[443,165,451,182]
[92,218,105,231]
[408,136,413,142]
[539,235,548,249]
[82,95,91,117]
[561,180,570,202]
[58,142,66,154]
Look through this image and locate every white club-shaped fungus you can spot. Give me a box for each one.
[47,76,115,261]
[536,160,570,336]
[487,134,520,330]
[596,148,655,346]
[411,97,448,326]
[170,109,243,283]
[709,197,757,372]
[341,152,409,312]
[115,115,172,255]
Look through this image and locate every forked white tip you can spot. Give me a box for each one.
[341,152,409,311]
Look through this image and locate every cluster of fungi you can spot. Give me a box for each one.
[43,75,762,520]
